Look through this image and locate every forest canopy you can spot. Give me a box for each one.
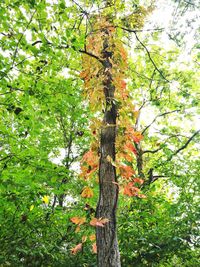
[0,0,200,266]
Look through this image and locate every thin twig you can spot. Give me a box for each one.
[134,32,170,82]
[32,38,104,64]
[11,10,36,68]
[167,129,200,161]
[142,110,181,135]
[118,26,165,33]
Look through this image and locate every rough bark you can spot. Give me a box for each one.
[96,26,121,267]
[135,142,145,179]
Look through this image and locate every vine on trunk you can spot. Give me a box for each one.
[80,16,144,199]
[70,15,145,258]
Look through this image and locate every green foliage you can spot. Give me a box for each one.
[0,0,199,266]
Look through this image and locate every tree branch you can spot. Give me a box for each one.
[0,154,14,162]
[143,147,163,154]
[118,26,164,33]
[134,32,170,82]
[11,10,36,68]
[167,129,200,161]
[32,40,104,64]
[71,0,89,15]
[182,0,199,7]
[142,110,181,135]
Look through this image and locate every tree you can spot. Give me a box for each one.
[0,0,199,266]
[79,3,151,266]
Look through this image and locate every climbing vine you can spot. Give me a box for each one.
[80,16,145,198]
[71,13,146,254]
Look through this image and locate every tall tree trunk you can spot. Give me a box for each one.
[96,25,121,267]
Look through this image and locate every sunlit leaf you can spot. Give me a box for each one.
[71,243,82,255]
[70,216,86,225]
[90,217,109,227]
[81,186,94,198]
[42,195,49,205]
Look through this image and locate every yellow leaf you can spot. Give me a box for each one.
[133,110,139,119]
[42,195,49,204]
[75,226,81,233]
[81,187,94,198]
[106,155,117,167]
[82,235,87,243]
[30,205,34,211]
[89,234,96,241]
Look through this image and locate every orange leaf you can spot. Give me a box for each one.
[132,131,143,143]
[82,150,98,166]
[123,182,140,197]
[124,142,137,155]
[80,70,89,79]
[92,242,97,254]
[75,226,81,233]
[70,216,86,225]
[138,194,147,199]
[133,177,144,185]
[71,243,82,255]
[90,217,109,227]
[80,164,98,180]
[89,234,96,241]
[119,165,135,179]
[119,46,127,61]
[81,187,94,198]
[120,80,126,90]
[126,128,143,143]
[123,152,134,162]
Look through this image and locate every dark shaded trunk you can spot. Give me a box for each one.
[135,142,145,179]
[96,27,121,267]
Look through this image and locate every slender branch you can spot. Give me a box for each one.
[0,85,24,96]
[143,134,186,154]
[194,60,200,67]
[32,40,104,64]
[167,129,200,161]
[182,0,199,7]
[142,110,181,135]
[118,26,165,33]
[79,49,104,64]
[71,0,88,15]
[11,10,36,68]
[0,154,14,162]
[143,147,163,154]
[0,56,33,80]
[134,32,170,82]
[31,40,51,46]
